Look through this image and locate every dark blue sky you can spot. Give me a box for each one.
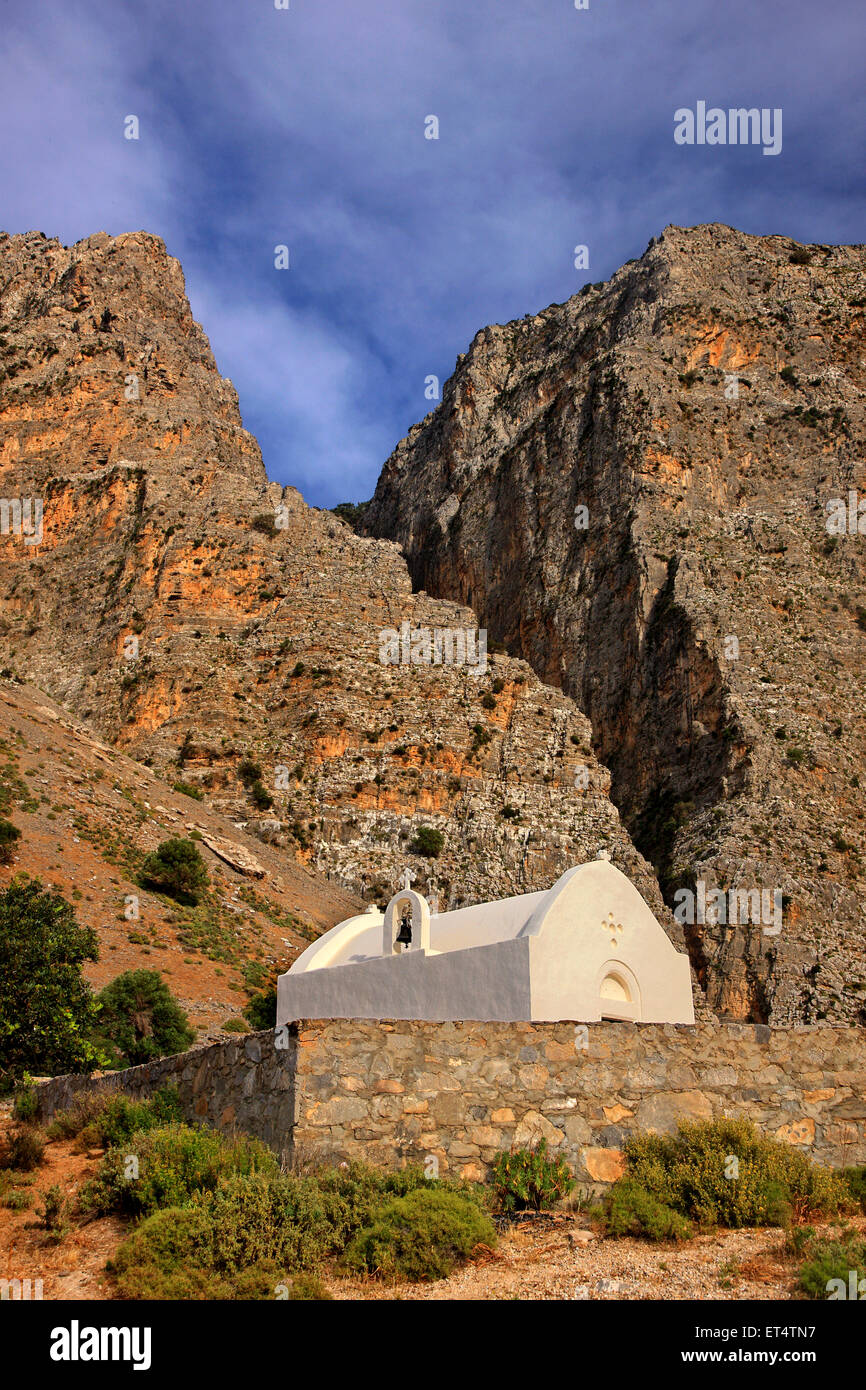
[2,0,863,507]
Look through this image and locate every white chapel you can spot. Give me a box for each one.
[276,855,695,1027]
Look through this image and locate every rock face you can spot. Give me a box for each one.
[0,230,673,963]
[365,224,866,1025]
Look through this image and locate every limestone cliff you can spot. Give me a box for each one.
[365,224,866,1025]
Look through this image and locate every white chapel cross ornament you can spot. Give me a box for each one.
[401,868,413,891]
[602,911,624,947]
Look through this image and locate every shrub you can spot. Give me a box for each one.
[601,1118,850,1238]
[222,1018,249,1033]
[139,838,208,905]
[282,1272,333,1300]
[342,1187,496,1282]
[172,780,204,801]
[243,988,277,1030]
[38,1183,72,1242]
[108,1206,241,1300]
[251,513,278,537]
[0,878,101,1083]
[842,1166,866,1213]
[0,1126,46,1171]
[12,1082,38,1124]
[2,1188,31,1211]
[68,1087,185,1149]
[797,1228,866,1300]
[82,1123,279,1218]
[249,779,274,811]
[194,1171,340,1272]
[491,1139,575,1213]
[46,1090,114,1141]
[0,816,20,864]
[598,1176,692,1241]
[309,1158,482,1241]
[408,825,444,858]
[91,970,195,1067]
[109,1176,342,1299]
[236,757,259,783]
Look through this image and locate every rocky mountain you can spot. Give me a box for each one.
[0,228,674,983]
[365,223,866,1026]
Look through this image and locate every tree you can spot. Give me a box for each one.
[0,878,101,1084]
[139,837,208,904]
[92,970,195,1067]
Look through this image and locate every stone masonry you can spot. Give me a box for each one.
[35,1019,866,1184]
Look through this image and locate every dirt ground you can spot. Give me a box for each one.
[2,1112,856,1302]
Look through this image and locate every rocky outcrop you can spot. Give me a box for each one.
[366,224,866,1025]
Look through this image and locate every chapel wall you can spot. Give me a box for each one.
[33,1019,866,1185]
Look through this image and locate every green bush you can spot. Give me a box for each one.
[599,1119,851,1239]
[310,1158,482,1239]
[109,1176,342,1300]
[249,779,274,810]
[0,878,101,1083]
[12,1082,38,1124]
[139,838,208,905]
[238,758,263,786]
[599,1176,692,1241]
[0,1126,46,1171]
[38,1183,72,1241]
[491,1138,575,1213]
[407,825,444,858]
[342,1187,496,1282]
[842,1166,866,1213]
[106,1151,490,1295]
[172,781,204,801]
[797,1228,866,1300]
[91,970,195,1067]
[0,816,21,864]
[82,1123,278,1218]
[194,1172,340,1272]
[108,1206,265,1300]
[281,1272,333,1300]
[81,1087,184,1149]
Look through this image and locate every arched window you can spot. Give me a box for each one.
[600,972,631,1003]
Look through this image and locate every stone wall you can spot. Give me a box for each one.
[34,1031,296,1158]
[35,1019,866,1184]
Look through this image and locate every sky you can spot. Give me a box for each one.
[1,0,863,508]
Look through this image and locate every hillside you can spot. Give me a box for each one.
[0,677,360,1039]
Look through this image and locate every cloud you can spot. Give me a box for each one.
[1,0,864,506]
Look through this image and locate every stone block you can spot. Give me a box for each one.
[583,1147,625,1182]
[513,1110,565,1147]
[775,1117,815,1146]
[636,1089,713,1133]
